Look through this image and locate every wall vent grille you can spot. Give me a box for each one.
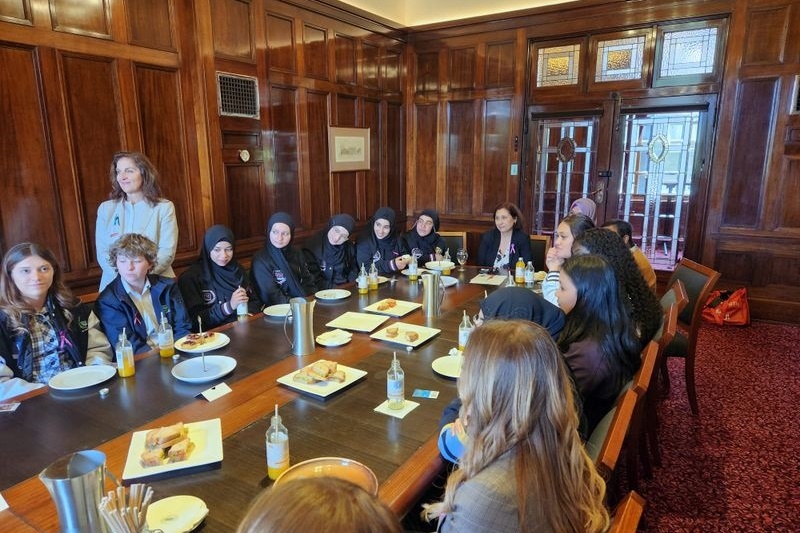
[216,72,259,119]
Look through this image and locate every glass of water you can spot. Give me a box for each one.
[456,248,468,271]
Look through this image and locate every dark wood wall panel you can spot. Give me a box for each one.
[779,157,800,228]
[363,99,382,216]
[383,51,400,92]
[722,78,777,227]
[416,51,439,93]
[335,33,356,84]
[211,0,254,60]
[486,41,515,88]
[302,24,327,79]
[362,42,380,89]
[0,0,30,24]
[336,93,356,126]
[50,0,111,38]
[335,172,358,218]
[306,90,331,226]
[127,0,174,50]
[482,99,512,213]
[386,102,404,215]
[446,101,475,214]
[226,164,266,239]
[449,47,476,90]
[414,104,437,209]
[266,12,295,72]
[268,85,301,223]
[0,45,65,260]
[135,64,196,252]
[742,6,788,65]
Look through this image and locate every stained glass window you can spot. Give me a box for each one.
[595,36,645,82]
[536,44,581,87]
[660,27,718,77]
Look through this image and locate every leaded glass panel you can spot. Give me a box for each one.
[536,44,581,87]
[660,28,718,77]
[595,36,645,82]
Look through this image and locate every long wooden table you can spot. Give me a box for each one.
[0,268,492,532]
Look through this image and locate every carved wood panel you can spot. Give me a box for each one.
[335,33,355,84]
[226,164,266,240]
[742,6,789,65]
[268,85,301,224]
[362,42,380,89]
[383,50,401,92]
[0,0,31,24]
[50,0,111,39]
[266,12,295,73]
[387,102,404,216]
[416,51,439,93]
[127,0,174,51]
[303,23,327,80]
[414,104,438,210]
[363,98,382,216]
[211,0,253,61]
[449,47,476,90]
[483,99,512,214]
[486,41,515,88]
[306,90,331,226]
[446,101,475,214]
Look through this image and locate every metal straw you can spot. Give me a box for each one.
[198,317,207,372]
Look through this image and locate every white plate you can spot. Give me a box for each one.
[277,364,368,399]
[363,298,422,318]
[171,356,237,383]
[48,365,116,391]
[146,495,209,533]
[314,289,351,301]
[370,322,441,348]
[316,329,353,347]
[432,356,462,379]
[122,418,223,482]
[425,261,455,271]
[469,273,507,286]
[400,268,429,276]
[263,304,291,318]
[441,276,458,288]
[174,333,230,354]
[377,276,389,285]
[326,312,389,332]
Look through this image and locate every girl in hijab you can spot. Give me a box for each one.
[355,207,410,274]
[178,225,263,329]
[404,209,447,262]
[570,197,597,223]
[250,213,316,305]
[303,214,358,290]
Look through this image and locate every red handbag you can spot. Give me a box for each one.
[702,288,750,326]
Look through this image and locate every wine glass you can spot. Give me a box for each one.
[456,248,468,271]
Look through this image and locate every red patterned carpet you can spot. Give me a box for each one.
[636,321,800,532]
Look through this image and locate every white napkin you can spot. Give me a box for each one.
[374,399,419,419]
[198,382,232,402]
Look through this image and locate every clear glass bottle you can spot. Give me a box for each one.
[387,352,405,410]
[442,249,452,275]
[458,310,473,351]
[408,253,418,281]
[524,261,535,288]
[236,286,249,319]
[157,313,174,358]
[266,404,290,480]
[368,261,379,291]
[515,257,525,284]
[115,327,135,377]
[357,263,368,294]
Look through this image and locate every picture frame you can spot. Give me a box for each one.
[328,127,371,171]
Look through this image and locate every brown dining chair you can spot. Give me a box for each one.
[626,341,659,490]
[586,387,639,484]
[661,259,720,415]
[438,231,467,258]
[609,491,646,533]
[528,234,551,272]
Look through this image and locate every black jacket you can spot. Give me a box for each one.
[250,246,317,305]
[476,228,533,269]
[302,231,357,290]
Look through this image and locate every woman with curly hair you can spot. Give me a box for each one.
[425,320,609,533]
[573,228,663,347]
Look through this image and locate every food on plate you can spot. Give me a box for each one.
[405,331,420,342]
[167,438,196,462]
[292,359,346,385]
[534,271,546,282]
[179,332,216,348]
[145,422,187,449]
[139,448,166,467]
[140,422,194,467]
[376,299,398,311]
[385,326,399,338]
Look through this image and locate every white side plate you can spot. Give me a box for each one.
[48,365,116,391]
[174,333,230,354]
[440,276,458,288]
[146,495,209,533]
[432,356,462,379]
[263,304,291,318]
[171,356,237,383]
[314,289,352,301]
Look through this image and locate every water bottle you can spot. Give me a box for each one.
[387,352,405,410]
[515,257,525,284]
[157,312,174,358]
[115,328,135,377]
[458,310,473,351]
[524,261,535,288]
[236,287,249,319]
[357,263,368,294]
[266,404,290,480]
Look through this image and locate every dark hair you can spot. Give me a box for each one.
[0,242,79,331]
[493,202,525,231]
[601,219,634,248]
[559,213,595,241]
[108,151,163,205]
[557,254,640,376]
[572,229,662,346]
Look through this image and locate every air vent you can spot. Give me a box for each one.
[216,72,259,119]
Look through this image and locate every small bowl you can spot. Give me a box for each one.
[274,457,378,495]
[425,261,455,271]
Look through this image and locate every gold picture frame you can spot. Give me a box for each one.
[328,127,371,171]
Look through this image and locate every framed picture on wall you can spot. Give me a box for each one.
[328,127,371,171]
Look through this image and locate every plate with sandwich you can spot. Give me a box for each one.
[122,418,223,482]
[174,332,230,354]
[363,298,422,318]
[171,356,237,383]
[277,360,368,399]
[370,322,441,348]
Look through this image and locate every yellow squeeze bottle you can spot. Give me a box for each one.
[515,257,525,284]
[357,263,368,295]
[115,327,135,377]
[266,404,290,480]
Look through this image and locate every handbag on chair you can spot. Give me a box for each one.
[701,288,750,326]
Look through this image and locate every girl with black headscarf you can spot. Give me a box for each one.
[478,286,566,338]
[355,207,411,274]
[303,213,358,290]
[178,225,262,329]
[250,212,317,305]
[404,209,447,263]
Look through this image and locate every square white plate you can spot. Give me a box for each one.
[122,418,223,482]
[469,273,507,286]
[362,299,422,318]
[277,363,368,399]
[326,312,389,332]
[370,322,441,347]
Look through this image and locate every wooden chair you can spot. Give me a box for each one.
[626,341,659,490]
[661,259,720,415]
[438,231,467,258]
[586,387,639,482]
[528,234,551,271]
[609,491,646,533]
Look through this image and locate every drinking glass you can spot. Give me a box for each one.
[456,249,468,271]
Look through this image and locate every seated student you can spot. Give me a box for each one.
[542,213,594,307]
[404,209,447,263]
[96,234,192,354]
[570,197,597,223]
[573,228,663,347]
[303,213,358,290]
[556,254,640,436]
[476,202,532,270]
[250,212,317,305]
[355,207,410,274]
[178,225,262,330]
[0,243,112,401]
[425,320,609,533]
[237,477,402,533]
[602,218,657,292]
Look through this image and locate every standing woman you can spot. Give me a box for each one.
[404,209,447,262]
[355,207,410,274]
[476,202,532,270]
[425,320,609,533]
[541,213,595,307]
[178,225,262,330]
[250,212,316,305]
[0,243,112,401]
[303,214,358,290]
[95,151,178,290]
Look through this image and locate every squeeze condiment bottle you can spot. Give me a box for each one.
[524,261,535,288]
[236,286,249,319]
[157,312,175,358]
[368,262,379,291]
[357,263,369,295]
[266,404,290,480]
[408,253,418,281]
[115,327,135,377]
[458,310,473,351]
[387,352,405,410]
[515,257,525,284]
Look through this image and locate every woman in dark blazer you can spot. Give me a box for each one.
[476,202,533,269]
